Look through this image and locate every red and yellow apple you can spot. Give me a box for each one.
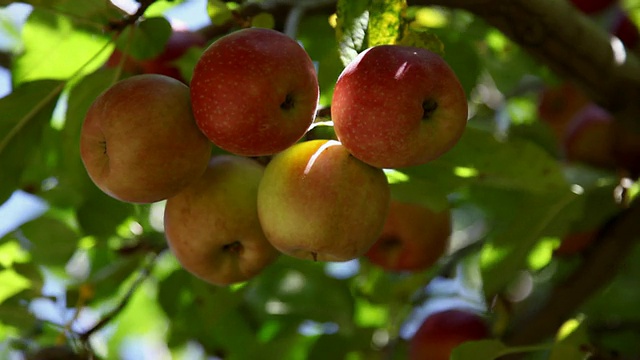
[164,155,280,286]
[190,28,319,156]
[364,200,451,272]
[331,45,468,169]
[257,140,390,262]
[80,74,212,203]
[409,308,491,360]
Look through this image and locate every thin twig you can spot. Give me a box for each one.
[78,251,161,342]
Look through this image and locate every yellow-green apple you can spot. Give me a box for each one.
[257,140,390,261]
[331,45,468,169]
[164,155,280,286]
[410,308,490,360]
[106,28,206,83]
[190,28,319,156]
[364,200,451,272]
[562,103,616,168]
[80,74,212,203]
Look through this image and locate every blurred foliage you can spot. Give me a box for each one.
[0,0,639,359]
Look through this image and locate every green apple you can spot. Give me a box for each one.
[80,74,212,203]
[364,200,451,272]
[257,140,390,262]
[331,45,468,169]
[190,28,319,156]
[164,155,279,286]
[410,308,490,360]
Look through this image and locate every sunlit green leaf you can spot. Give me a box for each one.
[336,0,370,66]
[13,9,112,84]
[368,0,405,47]
[207,0,233,25]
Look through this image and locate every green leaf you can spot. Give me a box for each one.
[0,268,30,304]
[397,24,444,55]
[367,0,405,47]
[336,0,370,66]
[20,217,79,267]
[51,69,118,208]
[207,0,233,25]
[244,257,355,327]
[451,339,508,360]
[0,80,63,204]
[115,17,172,61]
[0,290,37,330]
[404,126,569,195]
[480,190,582,296]
[13,9,113,84]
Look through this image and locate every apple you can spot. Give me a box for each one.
[568,0,617,14]
[612,11,640,48]
[80,74,212,203]
[554,229,597,256]
[106,28,206,83]
[331,45,468,169]
[257,140,390,262]
[409,308,490,360]
[364,200,451,272]
[537,81,591,142]
[164,155,280,286]
[562,103,616,168]
[190,28,319,156]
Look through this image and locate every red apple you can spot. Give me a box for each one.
[106,29,206,83]
[537,82,591,142]
[569,0,618,14]
[554,229,597,256]
[364,200,451,272]
[80,74,212,203]
[409,308,491,360]
[562,103,616,168]
[190,28,319,156]
[257,140,390,262]
[164,155,280,286]
[612,11,640,48]
[331,45,468,169]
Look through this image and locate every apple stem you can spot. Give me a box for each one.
[422,100,438,120]
[223,241,243,254]
[311,252,318,262]
[280,93,295,111]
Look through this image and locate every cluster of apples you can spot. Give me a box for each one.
[80,27,468,285]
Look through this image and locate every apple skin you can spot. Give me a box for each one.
[257,140,390,262]
[537,81,591,142]
[80,74,212,204]
[106,29,206,83]
[612,11,640,48]
[554,229,597,256]
[190,28,319,156]
[164,155,280,286]
[562,103,616,168]
[364,200,451,272]
[331,45,468,169]
[409,308,490,360]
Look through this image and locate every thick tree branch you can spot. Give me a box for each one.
[502,196,640,346]
[411,0,640,130]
